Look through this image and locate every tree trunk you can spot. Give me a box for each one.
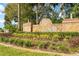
[31,22,33,32]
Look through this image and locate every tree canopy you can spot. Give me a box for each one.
[4,3,79,32]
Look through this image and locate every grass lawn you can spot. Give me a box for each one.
[0,45,58,56]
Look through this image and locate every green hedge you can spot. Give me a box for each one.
[13,32,79,40]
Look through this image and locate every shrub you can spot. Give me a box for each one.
[38,41,50,49]
[9,38,15,44]
[0,37,9,42]
[0,37,3,42]
[48,44,57,51]
[4,24,17,33]
[4,38,9,43]
[57,44,70,53]
[69,36,79,48]
[24,40,32,47]
[52,34,61,42]
[13,39,19,45]
[65,36,71,39]
[17,40,24,47]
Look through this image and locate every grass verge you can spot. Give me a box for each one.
[0,44,59,56]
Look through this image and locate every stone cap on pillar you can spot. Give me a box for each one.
[62,18,79,23]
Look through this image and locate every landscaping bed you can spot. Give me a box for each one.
[0,32,79,53]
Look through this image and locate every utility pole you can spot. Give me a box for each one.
[18,3,20,30]
[70,13,73,19]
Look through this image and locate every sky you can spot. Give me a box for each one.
[0,3,6,28]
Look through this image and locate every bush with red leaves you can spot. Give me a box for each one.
[69,36,79,47]
[0,33,13,38]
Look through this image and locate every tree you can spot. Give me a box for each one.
[5,4,18,21]
[5,4,18,32]
[5,3,35,32]
[71,4,79,18]
[32,3,59,24]
[19,3,35,32]
[58,3,79,19]
[5,3,62,32]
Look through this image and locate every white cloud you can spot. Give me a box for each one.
[0,5,5,11]
[0,20,5,23]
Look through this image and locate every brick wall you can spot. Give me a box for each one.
[23,18,79,32]
[23,22,31,32]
